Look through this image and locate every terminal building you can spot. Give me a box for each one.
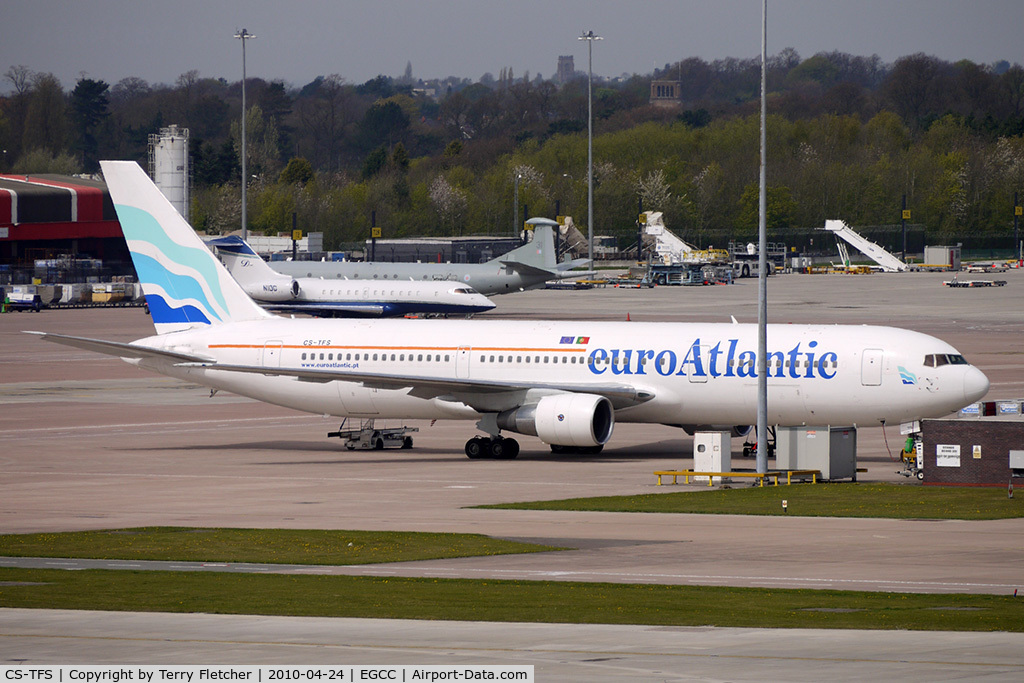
[363,234,526,264]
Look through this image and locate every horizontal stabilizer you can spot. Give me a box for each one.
[25,331,215,363]
[206,235,261,257]
[498,260,561,278]
[557,258,593,273]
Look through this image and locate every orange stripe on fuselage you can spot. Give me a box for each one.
[208,344,588,353]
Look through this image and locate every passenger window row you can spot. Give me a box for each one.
[301,351,451,362]
[478,354,584,364]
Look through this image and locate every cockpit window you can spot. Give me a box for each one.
[924,353,968,367]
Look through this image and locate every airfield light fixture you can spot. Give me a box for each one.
[579,30,602,266]
[234,28,256,241]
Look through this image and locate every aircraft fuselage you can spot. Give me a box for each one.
[134,318,987,429]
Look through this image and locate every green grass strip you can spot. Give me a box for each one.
[477,483,1024,519]
[1,567,1022,631]
[0,527,562,564]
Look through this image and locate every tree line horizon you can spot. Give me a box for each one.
[3,48,1023,254]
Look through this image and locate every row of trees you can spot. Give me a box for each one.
[2,51,1023,252]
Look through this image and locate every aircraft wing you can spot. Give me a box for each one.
[178,360,654,408]
[25,331,216,363]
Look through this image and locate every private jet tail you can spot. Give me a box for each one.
[206,235,298,296]
[100,161,271,334]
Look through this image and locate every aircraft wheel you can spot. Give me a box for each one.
[550,444,567,454]
[580,444,604,455]
[916,471,924,480]
[465,437,486,459]
[488,439,506,459]
[494,438,519,459]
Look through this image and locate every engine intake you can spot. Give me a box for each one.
[498,393,614,447]
[243,278,300,301]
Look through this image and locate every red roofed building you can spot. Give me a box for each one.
[0,174,128,266]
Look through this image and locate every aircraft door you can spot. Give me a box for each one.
[861,348,883,386]
[455,347,472,378]
[261,341,283,367]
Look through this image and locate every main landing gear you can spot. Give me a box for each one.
[465,436,520,459]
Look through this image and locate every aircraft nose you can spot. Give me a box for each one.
[963,366,989,403]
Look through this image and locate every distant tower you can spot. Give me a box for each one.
[557,55,575,84]
[148,125,190,221]
[649,80,683,108]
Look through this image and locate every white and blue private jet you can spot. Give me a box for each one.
[208,235,496,318]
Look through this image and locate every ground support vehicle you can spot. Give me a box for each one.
[328,419,417,450]
[644,262,729,286]
[729,241,787,278]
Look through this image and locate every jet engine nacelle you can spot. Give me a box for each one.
[497,393,614,447]
[243,278,300,301]
[678,424,752,439]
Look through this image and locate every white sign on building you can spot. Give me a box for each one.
[936,444,961,467]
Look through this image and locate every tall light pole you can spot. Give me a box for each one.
[579,30,602,266]
[756,0,769,475]
[513,173,522,236]
[234,28,255,241]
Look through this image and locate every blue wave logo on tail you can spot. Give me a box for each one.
[117,205,228,326]
[101,159,270,334]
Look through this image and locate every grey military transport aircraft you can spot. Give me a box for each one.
[269,218,591,297]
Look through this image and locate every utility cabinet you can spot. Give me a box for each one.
[693,430,732,483]
[924,245,961,271]
[775,426,857,480]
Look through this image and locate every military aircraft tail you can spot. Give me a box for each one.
[499,218,590,277]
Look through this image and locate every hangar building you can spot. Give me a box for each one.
[0,173,129,282]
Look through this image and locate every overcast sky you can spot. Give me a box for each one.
[3,0,1022,92]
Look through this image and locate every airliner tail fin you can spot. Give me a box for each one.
[100,161,271,334]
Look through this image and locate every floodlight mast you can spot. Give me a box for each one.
[756,0,769,475]
[234,28,255,241]
[579,30,602,266]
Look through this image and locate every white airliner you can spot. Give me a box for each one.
[29,161,989,459]
[208,235,496,318]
